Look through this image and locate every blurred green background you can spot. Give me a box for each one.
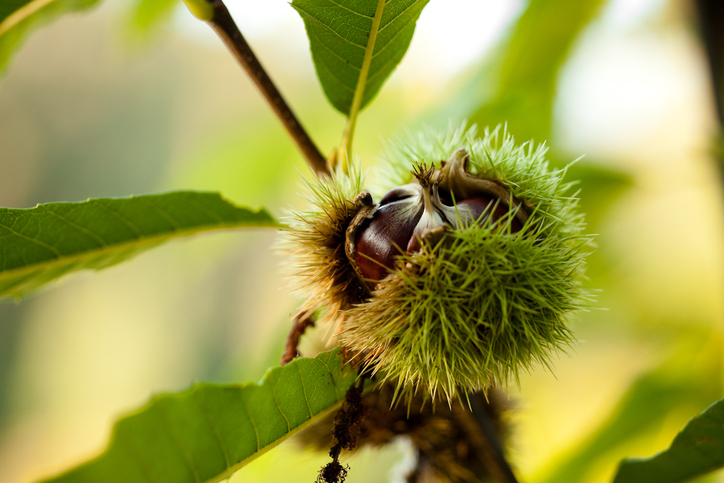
[0,0,723,482]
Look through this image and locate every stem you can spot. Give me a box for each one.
[695,0,724,236]
[468,394,519,483]
[205,0,330,177]
[280,309,316,366]
[337,0,386,171]
[696,0,724,126]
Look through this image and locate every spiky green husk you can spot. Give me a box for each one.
[279,166,367,336]
[342,124,592,402]
[281,124,591,403]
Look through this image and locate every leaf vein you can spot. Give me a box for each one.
[296,7,367,49]
[297,363,314,417]
[372,21,418,64]
[240,398,260,452]
[196,389,231,469]
[309,31,358,95]
[135,197,181,230]
[367,44,409,85]
[317,357,341,400]
[39,205,109,248]
[324,0,374,19]
[87,199,144,238]
[269,384,292,433]
[310,27,362,72]
[122,439,162,483]
[0,223,61,259]
[186,197,226,224]
[156,404,202,483]
[377,0,419,34]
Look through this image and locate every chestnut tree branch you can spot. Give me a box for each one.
[696,0,724,126]
[468,395,519,483]
[203,0,331,177]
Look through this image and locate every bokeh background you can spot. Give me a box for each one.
[0,0,723,481]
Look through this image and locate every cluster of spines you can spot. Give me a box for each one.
[341,124,593,402]
[282,123,592,403]
[279,165,367,335]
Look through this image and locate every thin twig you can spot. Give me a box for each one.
[205,0,330,177]
[281,309,316,366]
[696,0,724,126]
[468,394,519,483]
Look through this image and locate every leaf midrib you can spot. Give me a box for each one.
[339,0,385,166]
[369,5,421,62]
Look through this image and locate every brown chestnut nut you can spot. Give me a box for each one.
[355,175,522,282]
[456,196,523,233]
[355,188,423,282]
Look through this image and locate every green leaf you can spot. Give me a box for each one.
[291,0,430,116]
[536,336,722,483]
[0,0,101,75]
[537,371,702,483]
[468,0,606,142]
[0,191,280,299]
[39,349,357,483]
[612,398,724,483]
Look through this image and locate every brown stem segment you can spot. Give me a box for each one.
[696,0,724,126]
[206,0,330,177]
[468,395,519,483]
[281,309,316,366]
